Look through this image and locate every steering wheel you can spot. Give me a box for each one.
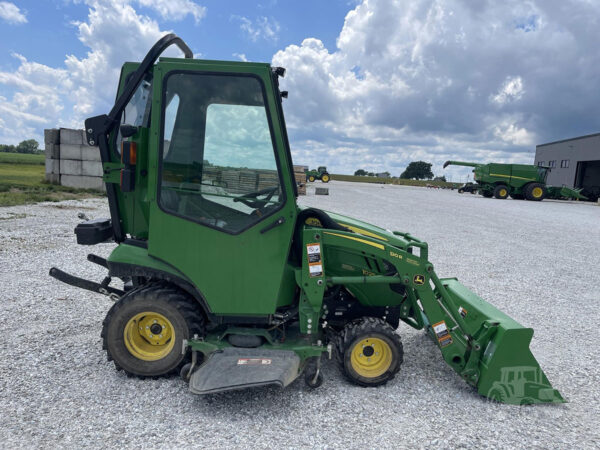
[233,186,279,210]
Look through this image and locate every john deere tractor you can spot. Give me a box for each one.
[306,166,330,183]
[444,160,586,201]
[50,35,563,403]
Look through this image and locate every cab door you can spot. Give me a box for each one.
[147,61,297,315]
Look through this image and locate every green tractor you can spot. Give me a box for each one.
[444,160,586,201]
[306,166,330,183]
[50,35,563,403]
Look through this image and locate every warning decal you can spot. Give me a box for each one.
[237,358,272,366]
[306,243,323,277]
[432,320,452,347]
[458,306,468,318]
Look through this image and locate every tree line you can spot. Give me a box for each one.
[0,139,41,154]
[354,161,445,181]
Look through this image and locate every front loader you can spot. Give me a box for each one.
[50,35,563,404]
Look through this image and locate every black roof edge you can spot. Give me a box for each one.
[537,132,600,148]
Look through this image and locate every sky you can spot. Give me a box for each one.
[1,0,599,180]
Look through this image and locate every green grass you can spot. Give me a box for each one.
[0,160,103,207]
[331,174,460,189]
[0,152,45,165]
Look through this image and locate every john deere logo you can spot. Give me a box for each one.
[413,274,425,285]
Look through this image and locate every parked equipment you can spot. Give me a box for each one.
[306,166,330,183]
[50,35,563,404]
[444,161,586,201]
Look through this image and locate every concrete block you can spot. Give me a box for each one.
[82,160,103,177]
[60,144,82,160]
[61,175,104,191]
[45,144,60,159]
[60,159,82,175]
[315,187,329,195]
[81,145,102,161]
[60,128,83,145]
[45,173,60,184]
[44,129,60,145]
[45,158,60,174]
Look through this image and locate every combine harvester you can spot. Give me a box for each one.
[444,160,586,201]
[50,35,563,404]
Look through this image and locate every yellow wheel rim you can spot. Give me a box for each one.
[499,188,507,197]
[350,337,393,378]
[322,175,330,182]
[124,312,175,361]
[532,187,543,198]
[309,176,315,182]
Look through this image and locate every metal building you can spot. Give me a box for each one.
[534,133,600,200]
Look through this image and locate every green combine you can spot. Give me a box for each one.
[306,166,330,183]
[444,160,587,201]
[49,35,563,404]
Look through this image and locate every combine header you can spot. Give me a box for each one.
[444,160,586,201]
[50,35,563,404]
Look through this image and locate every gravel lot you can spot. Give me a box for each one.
[1,181,599,449]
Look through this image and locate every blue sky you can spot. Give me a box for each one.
[1,0,599,179]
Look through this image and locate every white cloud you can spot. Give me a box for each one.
[492,76,524,105]
[273,0,600,176]
[0,0,203,144]
[233,15,280,42]
[136,0,205,24]
[233,53,248,62]
[0,1,27,24]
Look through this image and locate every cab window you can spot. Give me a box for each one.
[158,73,283,233]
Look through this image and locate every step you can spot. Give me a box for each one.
[189,347,301,395]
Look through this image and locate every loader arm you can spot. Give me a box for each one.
[298,224,564,405]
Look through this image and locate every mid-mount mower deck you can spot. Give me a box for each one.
[50,34,564,404]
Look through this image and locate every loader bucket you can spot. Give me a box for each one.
[441,279,565,405]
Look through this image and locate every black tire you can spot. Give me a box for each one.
[321,172,330,183]
[524,183,547,201]
[493,185,509,199]
[101,282,205,378]
[308,176,315,182]
[481,191,493,198]
[335,317,403,387]
[458,188,464,194]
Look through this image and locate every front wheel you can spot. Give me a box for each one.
[102,283,205,378]
[493,185,509,199]
[525,183,547,201]
[336,317,403,387]
[308,176,315,182]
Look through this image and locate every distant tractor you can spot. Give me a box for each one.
[306,166,330,183]
[444,161,587,201]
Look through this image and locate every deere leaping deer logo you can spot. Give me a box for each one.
[413,274,425,285]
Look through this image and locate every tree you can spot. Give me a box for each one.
[400,161,434,180]
[354,169,367,176]
[16,139,40,154]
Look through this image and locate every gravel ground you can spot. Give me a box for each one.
[1,181,599,449]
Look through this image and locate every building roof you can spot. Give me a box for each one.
[537,132,600,148]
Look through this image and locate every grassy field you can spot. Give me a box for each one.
[0,153,102,207]
[0,152,45,165]
[331,173,460,189]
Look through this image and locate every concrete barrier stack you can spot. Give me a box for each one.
[44,128,104,191]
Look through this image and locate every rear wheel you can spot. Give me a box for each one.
[102,283,205,378]
[493,185,509,199]
[525,183,547,201]
[321,173,330,183]
[336,317,403,387]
